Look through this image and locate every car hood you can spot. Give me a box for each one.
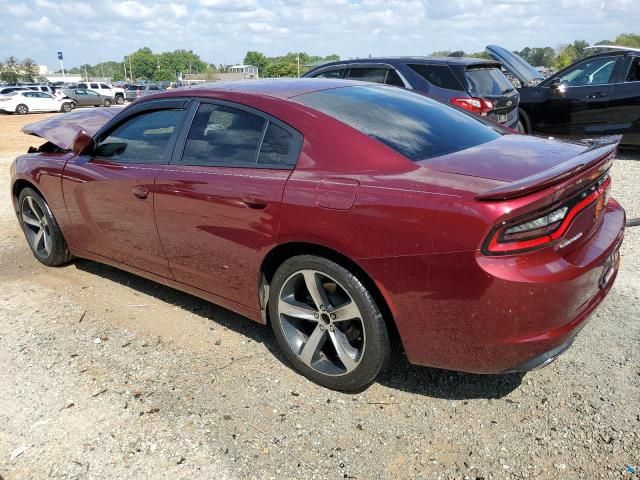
[421,134,616,183]
[21,107,122,150]
[485,45,545,86]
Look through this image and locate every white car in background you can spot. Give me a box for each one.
[77,82,125,104]
[0,91,74,114]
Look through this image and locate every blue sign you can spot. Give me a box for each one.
[57,51,63,61]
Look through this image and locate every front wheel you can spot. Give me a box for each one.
[18,188,72,266]
[61,102,72,113]
[269,255,391,391]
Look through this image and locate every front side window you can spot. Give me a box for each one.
[94,109,183,163]
[86,90,99,96]
[100,83,110,89]
[558,56,617,86]
[385,69,405,87]
[75,90,86,95]
[313,69,345,79]
[182,104,265,166]
[294,85,501,161]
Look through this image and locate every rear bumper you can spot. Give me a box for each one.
[361,199,625,374]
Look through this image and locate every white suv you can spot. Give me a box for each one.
[77,82,125,104]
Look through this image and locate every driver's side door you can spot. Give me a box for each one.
[62,100,189,277]
[535,55,622,136]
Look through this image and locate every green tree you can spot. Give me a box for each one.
[0,56,20,83]
[554,44,578,70]
[244,51,269,76]
[572,40,590,59]
[614,33,640,48]
[20,58,39,82]
[129,47,157,81]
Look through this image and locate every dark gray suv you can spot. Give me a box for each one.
[303,57,522,130]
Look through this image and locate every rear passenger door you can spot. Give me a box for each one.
[154,100,302,309]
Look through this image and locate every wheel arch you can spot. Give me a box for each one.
[518,107,532,133]
[259,242,401,347]
[11,178,42,213]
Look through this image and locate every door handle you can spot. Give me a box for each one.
[132,186,149,199]
[587,92,608,99]
[242,194,267,209]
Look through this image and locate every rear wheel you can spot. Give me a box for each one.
[516,121,525,133]
[18,188,72,266]
[15,104,28,115]
[103,98,112,107]
[269,255,390,391]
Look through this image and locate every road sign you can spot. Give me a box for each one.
[57,51,63,60]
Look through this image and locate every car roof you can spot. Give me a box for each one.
[310,56,500,68]
[169,78,371,99]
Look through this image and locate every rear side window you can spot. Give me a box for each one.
[100,83,110,89]
[626,57,640,82]
[90,83,99,88]
[385,69,405,87]
[94,109,183,164]
[313,69,345,79]
[182,104,265,166]
[465,68,515,95]
[347,68,387,84]
[258,123,293,166]
[294,86,501,161]
[409,64,464,91]
[149,85,160,91]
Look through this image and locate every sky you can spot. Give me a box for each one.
[0,0,638,70]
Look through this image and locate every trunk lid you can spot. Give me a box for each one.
[485,45,545,87]
[420,134,619,200]
[21,107,121,150]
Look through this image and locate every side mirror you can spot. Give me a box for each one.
[71,130,94,156]
[550,78,568,95]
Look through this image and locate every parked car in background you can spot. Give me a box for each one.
[486,45,640,146]
[0,86,31,95]
[77,82,125,104]
[11,79,624,390]
[303,57,522,130]
[125,84,163,101]
[0,91,73,114]
[24,84,56,95]
[61,89,114,107]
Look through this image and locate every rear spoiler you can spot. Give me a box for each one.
[476,136,620,201]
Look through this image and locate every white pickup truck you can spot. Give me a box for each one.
[77,82,126,104]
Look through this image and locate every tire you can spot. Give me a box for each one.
[516,121,525,133]
[17,187,72,267]
[115,95,124,105]
[70,102,77,109]
[103,98,112,107]
[15,104,28,115]
[269,255,391,391]
[61,102,72,113]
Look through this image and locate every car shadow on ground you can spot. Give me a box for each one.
[73,259,524,400]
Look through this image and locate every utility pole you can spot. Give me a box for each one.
[129,56,134,83]
[83,57,89,81]
[297,53,300,78]
[123,58,127,83]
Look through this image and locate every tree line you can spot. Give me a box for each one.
[0,57,41,83]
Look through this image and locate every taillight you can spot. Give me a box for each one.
[450,97,494,116]
[483,174,611,255]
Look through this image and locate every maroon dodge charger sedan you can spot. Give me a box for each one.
[11,79,624,391]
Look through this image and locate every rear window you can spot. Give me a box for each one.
[294,86,501,161]
[465,68,515,96]
[409,64,464,91]
[128,85,145,90]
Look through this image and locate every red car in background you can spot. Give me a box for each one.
[11,79,624,391]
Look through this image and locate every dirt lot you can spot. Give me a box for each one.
[0,113,639,479]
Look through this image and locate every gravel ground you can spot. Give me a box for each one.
[0,115,639,479]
